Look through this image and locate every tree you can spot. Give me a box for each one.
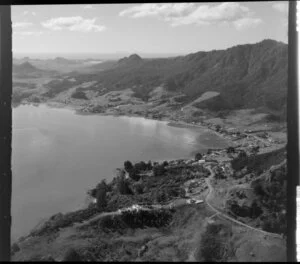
[163,161,169,167]
[238,150,247,159]
[153,164,166,177]
[129,169,140,181]
[226,147,235,154]
[195,153,203,161]
[215,124,221,132]
[63,248,82,262]
[134,161,147,172]
[146,161,153,170]
[96,181,107,211]
[252,180,265,196]
[117,176,133,195]
[124,161,134,173]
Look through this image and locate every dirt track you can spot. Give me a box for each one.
[203,165,282,239]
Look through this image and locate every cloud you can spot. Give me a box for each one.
[82,5,93,9]
[12,22,33,29]
[233,17,263,31]
[41,16,106,32]
[23,11,36,16]
[120,3,195,18]
[120,3,262,30]
[13,31,43,36]
[272,2,288,14]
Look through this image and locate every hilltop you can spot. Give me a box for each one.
[61,39,287,117]
[13,62,40,75]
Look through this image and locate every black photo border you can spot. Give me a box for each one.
[0,0,297,262]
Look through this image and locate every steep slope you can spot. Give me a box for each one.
[13,62,40,75]
[13,61,58,78]
[82,39,287,114]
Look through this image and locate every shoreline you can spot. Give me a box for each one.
[13,101,285,240]
[17,100,229,141]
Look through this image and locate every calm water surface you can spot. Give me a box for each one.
[12,104,229,240]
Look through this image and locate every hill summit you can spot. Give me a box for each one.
[118,54,143,65]
[13,61,39,74]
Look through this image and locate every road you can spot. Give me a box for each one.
[75,198,186,228]
[203,165,283,239]
[75,164,283,240]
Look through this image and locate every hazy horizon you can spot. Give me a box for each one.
[12,51,186,60]
[13,37,287,61]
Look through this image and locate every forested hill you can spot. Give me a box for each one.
[64,39,288,114]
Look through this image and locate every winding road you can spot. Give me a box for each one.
[203,165,283,239]
[74,163,283,240]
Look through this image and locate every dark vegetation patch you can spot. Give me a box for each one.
[197,221,234,262]
[71,90,88,100]
[88,160,209,213]
[226,199,262,219]
[91,209,174,233]
[230,147,285,174]
[30,205,99,237]
[226,155,286,235]
[43,79,78,98]
[251,163,286,234]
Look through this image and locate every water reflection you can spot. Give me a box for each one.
[12,104,229,240]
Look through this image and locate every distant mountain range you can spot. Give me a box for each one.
[13,39,287,119]
[72,39,287,116]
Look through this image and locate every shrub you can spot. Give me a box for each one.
[199,223,233,262]
[251,180,265,196]
[124,161,134,173]
[63,248,82,262]
[146,161,153,170]
[226,147,235,154]
[71,90,88,100]
[128,170,141,181]
[11,243,20,255]
[163,161,169,167]
[153,164,166,177]
[117,177,133,195]
[96,185,107,211]
[134,161,148,172]
[195,153,203,161]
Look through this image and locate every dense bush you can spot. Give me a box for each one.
[198,223,233,262]
[71,90,88,100]
[226,147,235,154]
[11,243,20,255]
[97,209,174,232]
[117,177,133,195]
[231,147,285,173]
[96,182,107,211]
[153,164,166,177]
[227,200,262,218]
[63,248,83,262]
[195,153,203,161]
[124,161,133,173]
[30,206,99,237]
[251,164,286,234]
[133,161,148,172]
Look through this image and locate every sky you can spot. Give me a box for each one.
[12,2,288,57]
